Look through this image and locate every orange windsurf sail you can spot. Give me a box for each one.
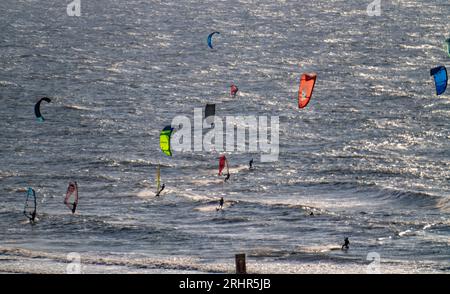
[298,73,317,108]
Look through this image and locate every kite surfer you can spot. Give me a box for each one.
[249,158,253,169]
[224,173,230,182]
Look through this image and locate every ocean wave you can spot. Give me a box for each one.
[377,187,448,211]
[174,189,330,216]
[63,105,100,112]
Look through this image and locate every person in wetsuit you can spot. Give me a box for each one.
[218,197,224,210]
[156,183,165,197]
[24,210,36,224]
[342,237,350,250]
[64,182,78,214]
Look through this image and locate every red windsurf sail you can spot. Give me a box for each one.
[298,73,317,108]
[230,84,239,97]
[218,155,229,176]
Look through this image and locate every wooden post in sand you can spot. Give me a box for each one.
[235,253,246,274]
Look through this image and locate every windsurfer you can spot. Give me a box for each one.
[156,183,165,197]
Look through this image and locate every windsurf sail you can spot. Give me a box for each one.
[34,97,51,122]
[207,32,220,49]
[24,188,37,221]
[64,182,79,214]
[160,126,174,156]
[205,103,216,119]
[445,38,450,57]
[298,73,317,108]
[230,84,239,97]
[430,66,448,95]
[218,155,229,176]
[156,165,161,194]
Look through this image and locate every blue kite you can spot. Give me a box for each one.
[207,32,220,49]
[430,66,447,96]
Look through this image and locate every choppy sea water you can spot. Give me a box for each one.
[0,0,449,273]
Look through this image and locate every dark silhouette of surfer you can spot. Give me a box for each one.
[156,183,165,197]
[217,197,224,211]
[24,211,36,224]
[342,237,350,250]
